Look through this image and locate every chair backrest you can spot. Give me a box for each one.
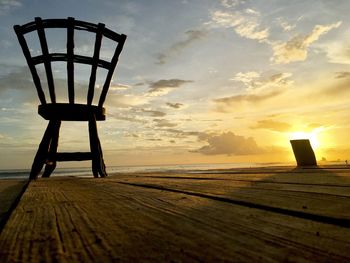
[14,17,127,107]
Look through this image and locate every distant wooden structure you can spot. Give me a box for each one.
[290,139,317,166]
[14,17,126,179]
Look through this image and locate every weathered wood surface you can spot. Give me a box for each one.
[0,180,28,228]
[0,168,350,262]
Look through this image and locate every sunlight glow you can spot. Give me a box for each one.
[289,127,325,150]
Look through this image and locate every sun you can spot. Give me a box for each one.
[289,129,321,150]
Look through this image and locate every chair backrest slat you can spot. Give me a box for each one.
[67,17,75,104]
[98,34,126,107]
[88,23,105,105]
[14,25,47,104]
[14,17,126,108]
[35,17,56,103]
[31,54,112,69]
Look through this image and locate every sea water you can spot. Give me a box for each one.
[0,162,290,180]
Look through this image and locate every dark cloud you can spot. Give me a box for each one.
[319,78,350,97]
[109,113,147,124]
[194,131,263,155]
[164,129,202,138]
[148,79,192,95]
[166,102,184,109]
[153,119,178,128]
[251,119,291,132]
[147,138,162,141]
[0,65,88,103]
[156,29,207,64]
[214,90,282,112]
[335,72,350,79]
[0,66,34,94]
[140,109,166,117]
[124,133,139,138]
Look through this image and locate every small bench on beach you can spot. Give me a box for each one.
[14,17,127,179]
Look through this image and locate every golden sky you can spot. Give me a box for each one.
[0,0,350,169]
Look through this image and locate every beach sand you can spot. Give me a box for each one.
[0,167,349,261]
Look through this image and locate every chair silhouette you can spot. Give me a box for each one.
[14,17,126,179]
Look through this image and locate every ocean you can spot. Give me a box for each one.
[0,162,291,180]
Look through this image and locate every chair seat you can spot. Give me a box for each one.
[38,103,106,121]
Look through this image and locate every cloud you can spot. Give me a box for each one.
[148,79,192,96]
[335,72,350,79]
[271,21,342,64]
[166,102,184,109]
[156,29,207,64]
[147,138,162,142]
[0,66,33,93]
[251,119,291,132]
[214,90,282,111]
[220,0,244,8]
[0,65,91,103]
[153,119,178,128]
[109,83,132,91]
[0,0,21,14]
[215,71,292,112]
[323,42,350,64]
[276,17,303,32]
[109,113,147,124]
[231,71,293,92]
[319,77,350,97]
[141,109,166,117]
[210,9,269,42]
[124,133,139,138]
[194,131,262,155]
[108,94,149,108]
[164,129,202,138]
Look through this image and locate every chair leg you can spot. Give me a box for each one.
[89,115,107,178]
[30,120,56,180]
[43,120,61,178]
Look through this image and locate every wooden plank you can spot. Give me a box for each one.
[55,152,92,162]
[30,120,57,180]
[0,177,349,262]
[112,171,350,223]
[88,115,107,177]
[115,168,350,188]
[42,120,61,177]
[0,180,28,230]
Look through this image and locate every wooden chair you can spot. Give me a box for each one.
[14,17,127,179]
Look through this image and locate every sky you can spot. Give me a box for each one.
[0,0,350,169]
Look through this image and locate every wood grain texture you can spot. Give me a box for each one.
[0,180,28,230]
[0,168,350,262]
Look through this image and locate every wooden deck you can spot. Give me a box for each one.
[0,167,350,262]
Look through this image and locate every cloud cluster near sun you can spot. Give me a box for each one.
[194,131,262,155]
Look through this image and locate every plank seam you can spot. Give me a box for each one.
[117,181,350,228]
